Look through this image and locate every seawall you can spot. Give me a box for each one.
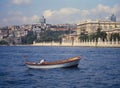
[33,41,120,47]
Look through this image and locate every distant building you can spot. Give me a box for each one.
[50,24,77,31]
[39,16,46,26]
[77,20,120,41]
[62,20,120,43]
[110,14,116,22]
[77,20,120,35]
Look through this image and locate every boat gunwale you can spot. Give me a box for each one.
[25,56,81,66]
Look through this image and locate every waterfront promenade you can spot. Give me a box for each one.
[33,41,120,47]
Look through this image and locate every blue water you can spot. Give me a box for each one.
[0,46,120,88]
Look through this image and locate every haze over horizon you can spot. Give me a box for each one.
[0,0,120,27]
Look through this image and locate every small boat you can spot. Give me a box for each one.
[25,56,81,69]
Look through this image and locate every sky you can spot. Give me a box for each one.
[0,0,120,27]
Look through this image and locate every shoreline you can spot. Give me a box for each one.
[0,45,120,48]
[33,42,120,48]
[0,42,120,48]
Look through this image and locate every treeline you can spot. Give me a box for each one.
[79,28,120,43]
[0,29,74,45]
[21,30,74,44]
[0,40,9,45]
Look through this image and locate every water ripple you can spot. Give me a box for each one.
[0,46,120,88]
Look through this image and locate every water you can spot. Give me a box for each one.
[0,46,120,88]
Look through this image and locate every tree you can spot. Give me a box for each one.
[79,28,107,43]
[110,33,120,42]
[95,27,107,42]
[0,40,9,45]
[79,32,88,42]
[37,30,66,42]
[99,31,107,42]
[21,31,37,44]
[88,33,97,42]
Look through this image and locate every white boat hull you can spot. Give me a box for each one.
[26,60,79,69]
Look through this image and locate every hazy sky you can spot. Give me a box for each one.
[0,0,120,26]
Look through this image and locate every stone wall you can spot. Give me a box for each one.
[33,41,120,47]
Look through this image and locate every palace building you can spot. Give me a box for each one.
[77,20,120,35]
[77,20,120,40]
[62,20,120,43]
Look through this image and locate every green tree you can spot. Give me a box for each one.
[21,31,37,44]
[37,30,66,42]
[79,32,88,42]
[99,31,107,42]
[95,27,107,42]
[0,40,9,45]
[110,33,120,42]
[95,27,101,42]
[79,28,107,43]
[88,33,96,42]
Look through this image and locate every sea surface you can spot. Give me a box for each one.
[0,46,120,88]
